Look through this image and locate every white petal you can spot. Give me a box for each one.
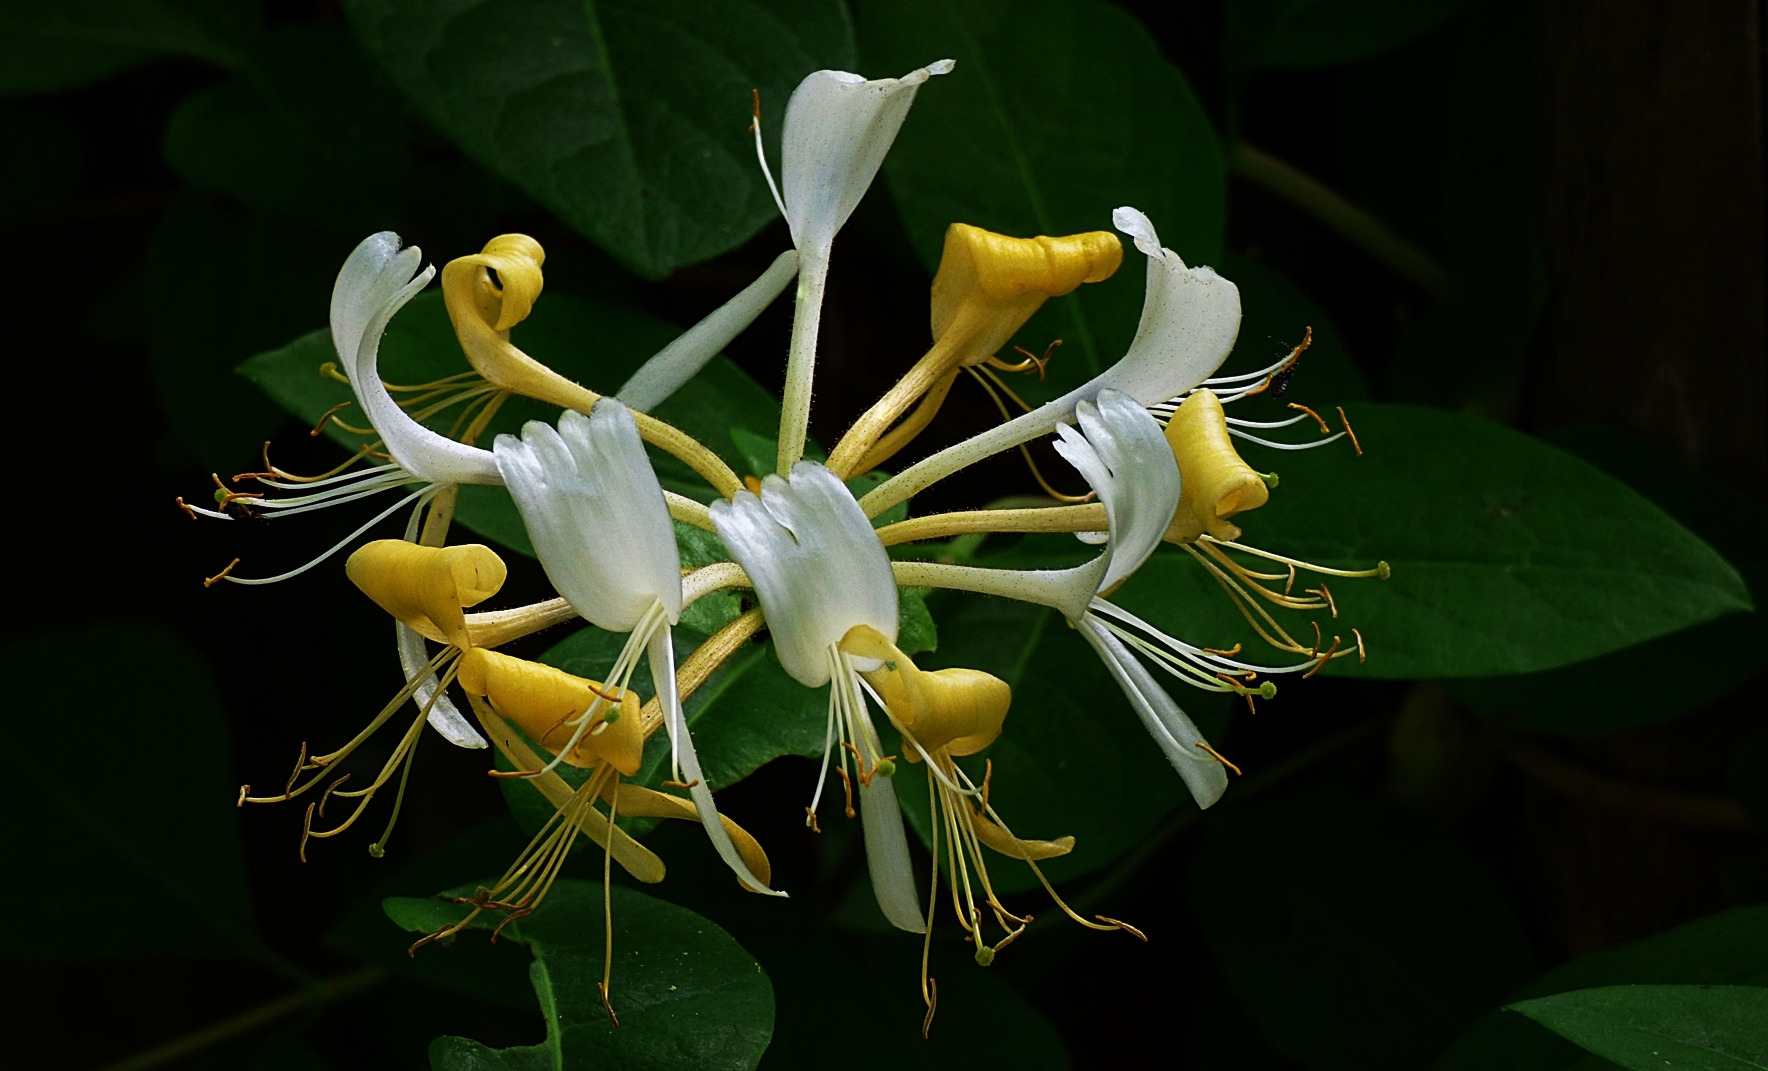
[1079,616,1228,809]
[330,233,502,486]
[616,249,799,411]
[1055,389,1180,591]
[780,60,952,254]
[396,621,486,748]
[1111,205,1165,260]
[494,400,681,632]
[649,628,784,896]
[710,462,896,687]
[860,773,927,933]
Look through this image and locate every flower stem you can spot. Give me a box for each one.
[1227,141,1456,301]
[777,250,829,475]
[96,967,382,1071]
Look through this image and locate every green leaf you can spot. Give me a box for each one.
[384,878,774,1070]
[1440,427,1768,735]
[894,587,1231,894]
[163,25,409,227]
[1506,985,1768,1071]
[326,815,542,1011]
[1223,0,1470,72]
[1191,790,1535,1071]
[1334,0,1545,413]
[0,624,266,963]
[342,0,854,279]
[859,0,1224,399]
[1437,905,1768,1071]
[1108,403,1751,680]
[238,286,785,549]
[0,0,259,96]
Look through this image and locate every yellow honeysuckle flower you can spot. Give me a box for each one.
[1161,388,1273,543]
[826,222,1122,478]
[457,646,644,775]
[346,539,507,650]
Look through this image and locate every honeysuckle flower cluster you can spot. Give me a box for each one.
[187,57,1384,1031]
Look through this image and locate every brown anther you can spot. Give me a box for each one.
[1336,406,1364,456]
[299,803,315,863]
[318,774,351,818]
[834,764,857,818]
[996,338,1062,381]
[310,400,354,437]
[1353,628,1366,664]
[236,784,249,808]
[407,928,450,957]
[175,496,200,520]
[282,742,309,798]
[743,475,763,495]
[1287,402,1331,435]
[487,768,543,780]
[922,977,938,1040]
[1242,691,1259,716]
[597,981,621,1029]
[804,807,821,833]
[978,758,994,817]
[992,918,1029,956]
[1096,915,1149,942]
[1242,327,1312,397]
[750,87,761,123]
[490,906,533,944]
[1202,643,1243,657]
[1194,741,1243,776]
[1283,564,1297,597]
[660,779,701,791]
[1302,635,1342,678]
[1310,583,1338,618]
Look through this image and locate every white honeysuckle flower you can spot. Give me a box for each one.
[615,248,800,412]
[859,207,1242,518]
[892,389,1236,809]
[332,232,503,488]
[496,399,781,898]
[765,59,954,477]
[711,462,925,933]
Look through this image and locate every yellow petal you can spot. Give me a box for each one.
[345,540,507,648]
[841,624,1010,757]
[930,223,1122,368]
[1163,388,1270,543]
[601,782,774,890]
[457,647,641,774]
[969,813,1074,860]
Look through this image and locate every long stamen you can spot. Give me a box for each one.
[750,89,788,221]
[964,366,1095,503]
[221,487,435,586]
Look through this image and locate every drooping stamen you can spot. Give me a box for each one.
[1287,402,1331,434]
[985,338,1061,380]
[220,487,435,586]
[598,774,621,1028]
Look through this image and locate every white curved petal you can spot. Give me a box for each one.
[330,233,502,486]
[781,60,952,254]
[494,399,681,632]
[649,628,785,896]
[1079,616,1228,809]
[395,621,486,748]
[710,462,897,687]
[860,774,926,932]
[616,249,799,411]
[859,207,1239,515]
[1053,389,1180,592]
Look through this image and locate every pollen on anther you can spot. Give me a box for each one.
[202,558,241,588]
[1336,406,1364,456]
[1194,741,1243,776]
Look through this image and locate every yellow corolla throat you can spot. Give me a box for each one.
[345,539,507,648]
[457,647,643,776]
[825,224,1121,479]
[836,624,1134,1026]
[1162,388,1274,544]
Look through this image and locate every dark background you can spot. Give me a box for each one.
[4,1,1764,1068]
